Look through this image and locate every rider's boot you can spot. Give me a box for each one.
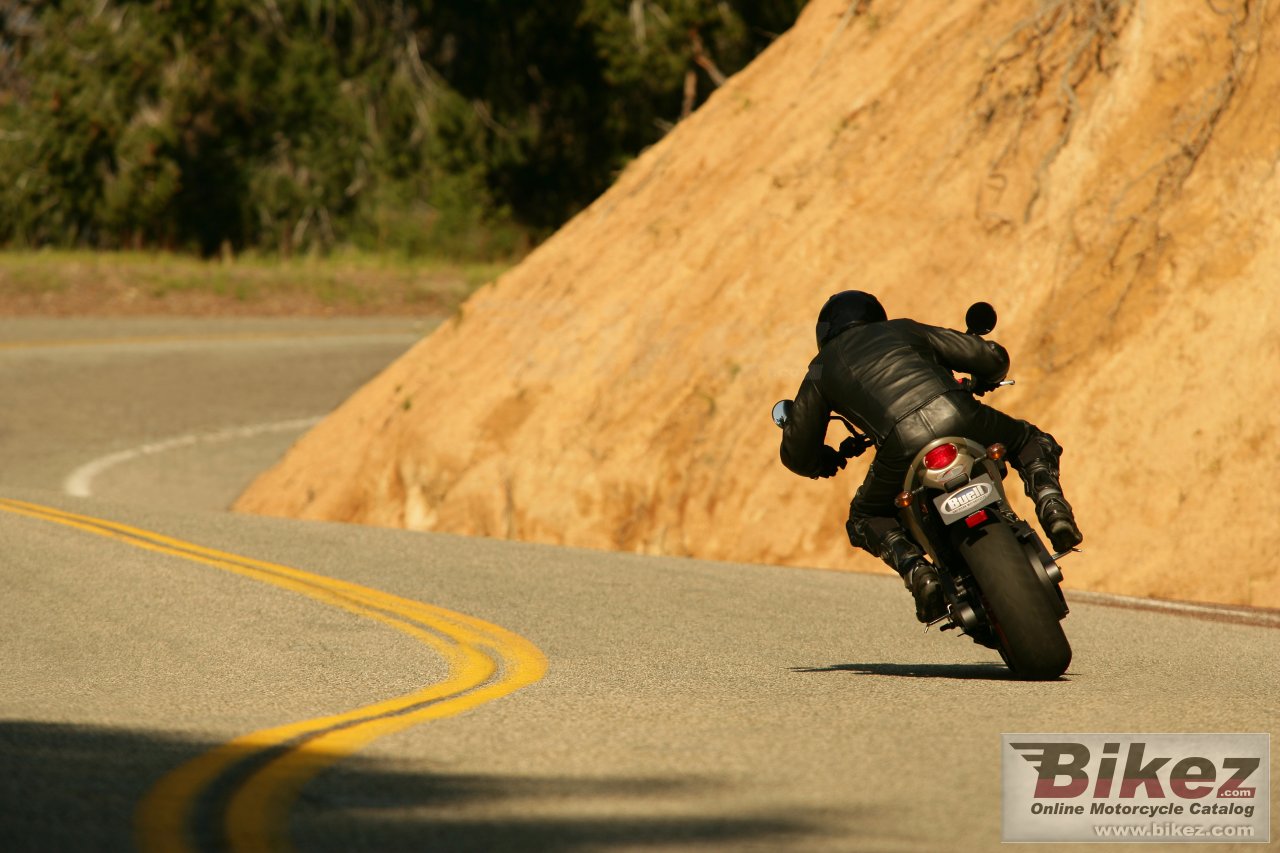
[882,529,946,623]
[1037,494,1082,553]
[1016,434,1083,553]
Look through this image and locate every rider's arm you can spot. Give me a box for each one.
[915,322,1010,388]
[780,374,833,477]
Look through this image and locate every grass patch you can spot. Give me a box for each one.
[0,249,516,316]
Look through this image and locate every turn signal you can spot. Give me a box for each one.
[986,443,1007,462]
[894,491,914,509]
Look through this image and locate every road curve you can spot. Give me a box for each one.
[0,495,546,850]
[0,318,1275,852]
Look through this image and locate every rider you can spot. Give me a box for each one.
[778,290,1083,623]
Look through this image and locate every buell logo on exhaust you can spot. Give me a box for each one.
[1001,733,1270,843]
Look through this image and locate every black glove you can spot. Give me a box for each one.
[960,377,999,397]
[839,435,871,458]
[812,445,847,479]
[972,378,1001,396]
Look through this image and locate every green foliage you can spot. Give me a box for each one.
[1,2,168,245]
[419,0,805,232]
[0,1,806,257]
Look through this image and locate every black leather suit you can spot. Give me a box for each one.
[779,318,1063,567]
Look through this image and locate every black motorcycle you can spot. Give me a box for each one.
[772,303,1074,680]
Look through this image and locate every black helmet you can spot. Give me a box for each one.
[815,290,887,348]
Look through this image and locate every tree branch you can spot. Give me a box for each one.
[689,28,727,86]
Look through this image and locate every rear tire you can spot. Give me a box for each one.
[957,524,1071,680]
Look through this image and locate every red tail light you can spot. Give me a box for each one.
[965,509,989,527]
[924,443,958,470]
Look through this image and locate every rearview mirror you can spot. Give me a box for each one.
[965,302,997,336]
[771,400,793,428]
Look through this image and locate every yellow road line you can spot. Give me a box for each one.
[0,498,547,852]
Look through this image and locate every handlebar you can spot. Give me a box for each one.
[826,415,872,458]
[837,436,867,458]
[957,377,1016,396]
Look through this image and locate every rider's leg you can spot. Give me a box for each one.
[846,452,945,623]
[961,398,1084,553]
[1012,430,1083,552]
[847,512,945,623]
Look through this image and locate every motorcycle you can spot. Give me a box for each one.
[771,302,1074,680]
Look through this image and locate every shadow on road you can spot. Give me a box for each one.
[792,661,1026,681]
[0,720,820,851]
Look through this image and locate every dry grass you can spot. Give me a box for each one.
[0,250,513,316]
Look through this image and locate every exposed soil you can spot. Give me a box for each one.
[236,0,1280,609]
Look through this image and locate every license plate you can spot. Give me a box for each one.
[934,474,998,523]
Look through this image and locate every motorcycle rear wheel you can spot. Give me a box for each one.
[959,524,1072,680]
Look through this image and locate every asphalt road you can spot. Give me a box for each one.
[0,317,1275,852]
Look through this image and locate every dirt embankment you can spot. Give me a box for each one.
[237,0,1280,608]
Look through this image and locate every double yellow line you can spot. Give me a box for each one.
[0,498,547,852]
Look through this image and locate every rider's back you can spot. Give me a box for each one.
[810,318,1008,444]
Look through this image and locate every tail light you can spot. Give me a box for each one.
[924,443,958,470]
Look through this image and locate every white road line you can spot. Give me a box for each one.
[1068,589,1280,628]
[63,417,324,498]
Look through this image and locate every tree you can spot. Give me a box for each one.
[0,1,806,255]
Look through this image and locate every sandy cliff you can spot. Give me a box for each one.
[237,0,1280,608]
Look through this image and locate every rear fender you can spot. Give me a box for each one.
[899,436,1010,557]
[902,437,1008,497]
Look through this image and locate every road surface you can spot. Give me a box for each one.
[0,317,1275,851]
